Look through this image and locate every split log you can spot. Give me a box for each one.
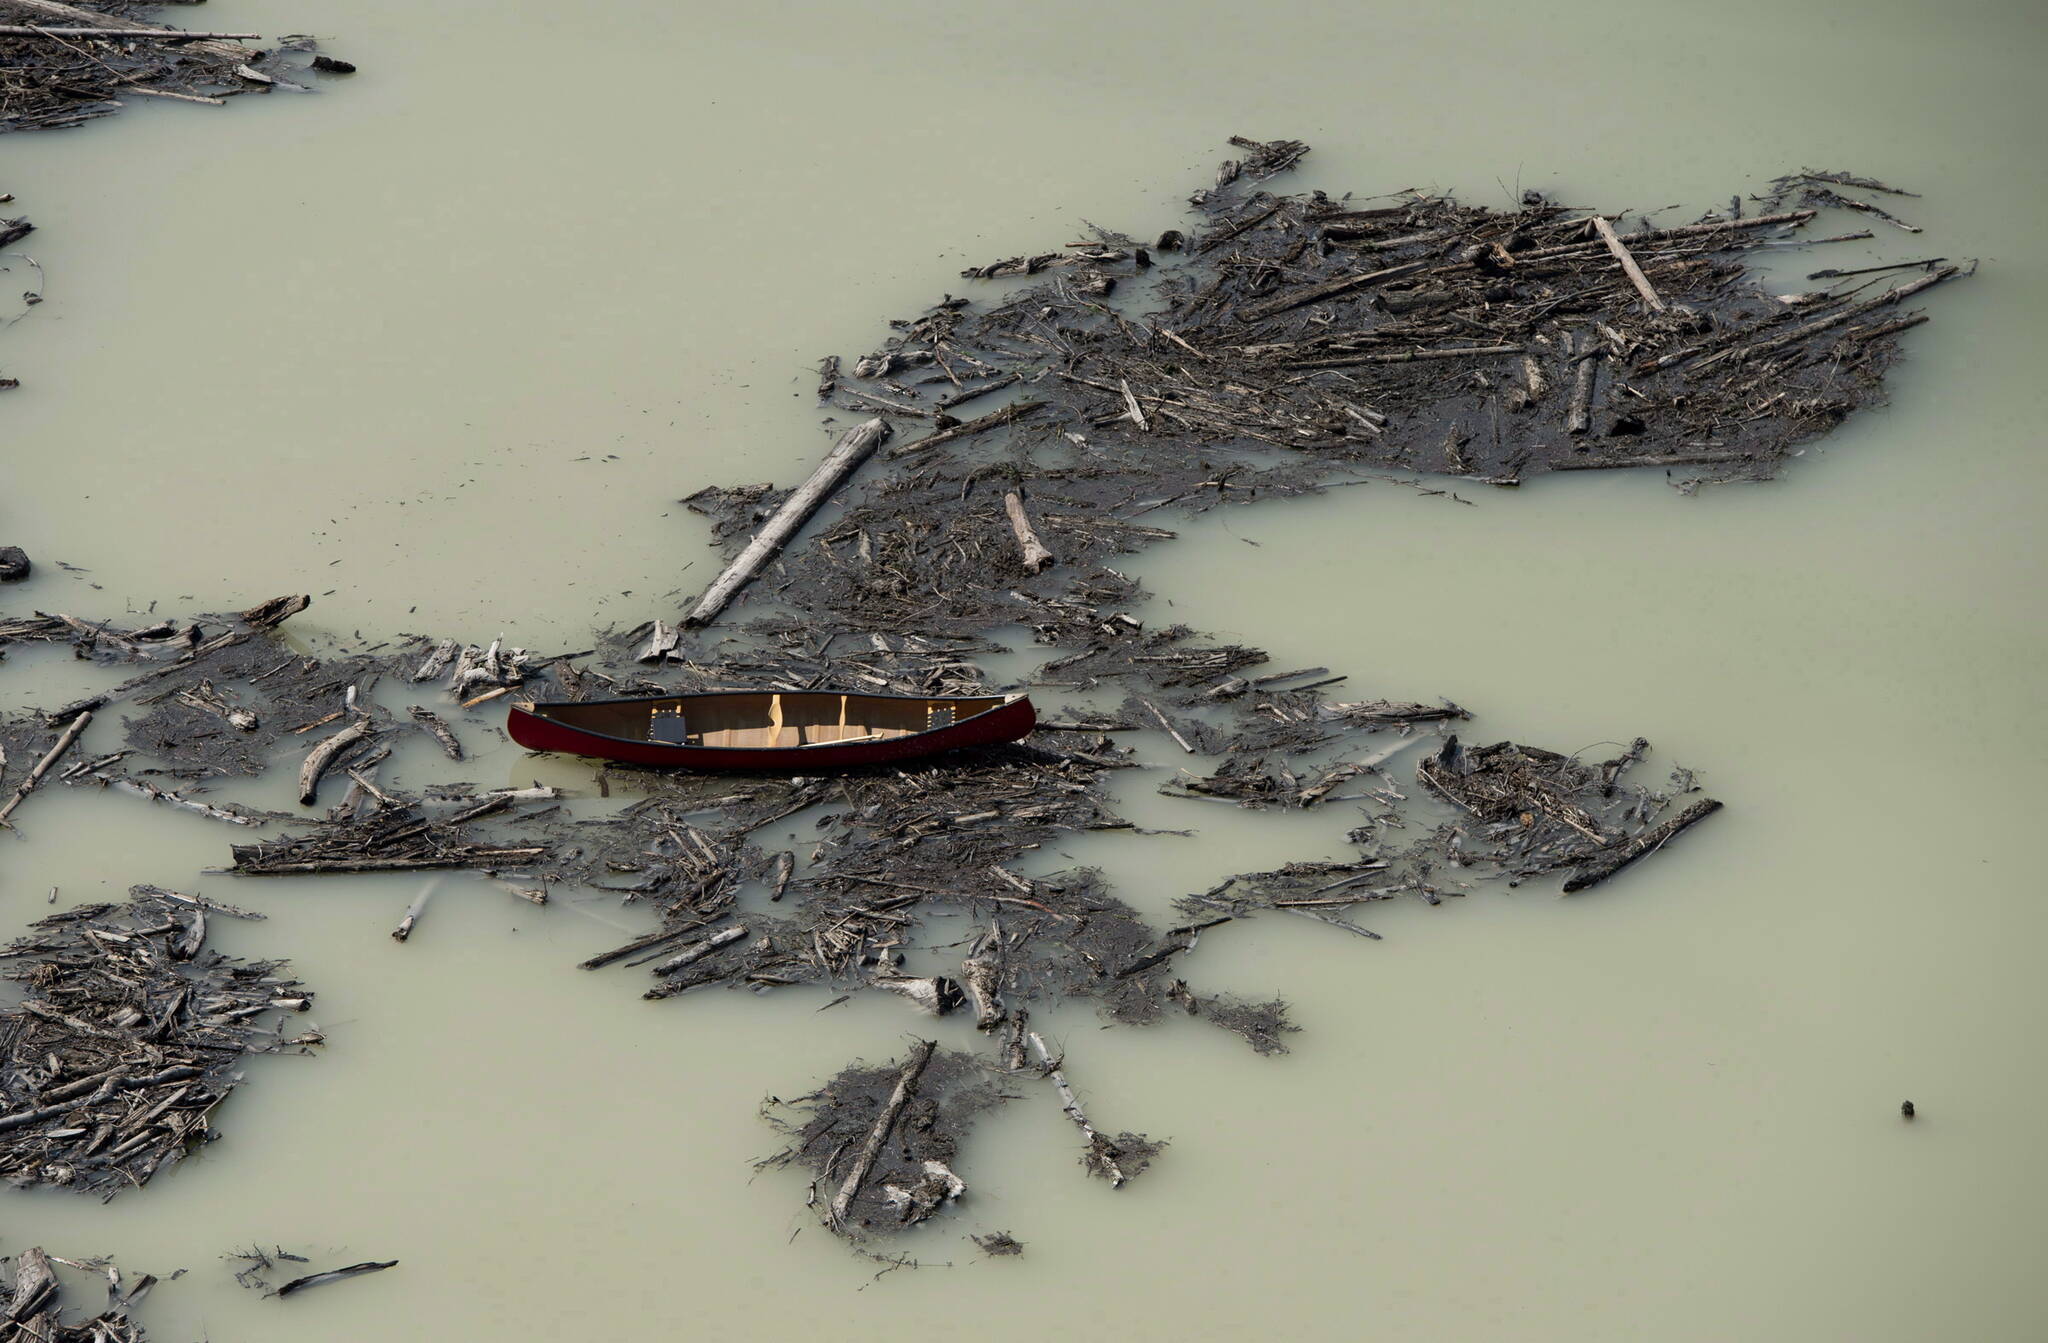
[297,718,373,806]
[0,709,90,827]
[827,1038,936,1228]
[884,399,1044,459]
[41,611,149,657]
[411,638,457,682]
[683,418,891,628]
[5,1247,55,1325]
[961,947,1003,1030]
[1562,798,1723,893]
[1003,491,1055,573]
[407,706,463,759]
[635,620,682,663]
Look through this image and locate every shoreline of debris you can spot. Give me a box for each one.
[2,136,1969,1257]
[0,1,353,137]
[0,1,357,404]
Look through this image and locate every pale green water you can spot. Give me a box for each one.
[3,1,2045,1339]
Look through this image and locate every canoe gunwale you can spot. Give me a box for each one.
[516,689,1019,751]
[505,690,1035,770]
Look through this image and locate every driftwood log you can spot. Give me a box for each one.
[297,717,372,806]
[1003,490,1055,573]
[683,418,890,628]
[0,709,90,828]
[826,1038,936,1228]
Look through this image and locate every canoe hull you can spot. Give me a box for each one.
[506,692,1036,770]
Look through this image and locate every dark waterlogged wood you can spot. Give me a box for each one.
[827,1039,936,1228]
[884,399,1046,458]
[273,1260,398,1298]
[1562,798,1724,893]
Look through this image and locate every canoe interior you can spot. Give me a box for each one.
[530,692,1014,750]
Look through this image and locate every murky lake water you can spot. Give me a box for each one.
[4,1,2045,1338]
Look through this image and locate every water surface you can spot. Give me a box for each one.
[3,1,2044,1339]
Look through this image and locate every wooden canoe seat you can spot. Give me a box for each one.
[648,706,689,744]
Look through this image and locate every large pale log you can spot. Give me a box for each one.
[682,418,890,628]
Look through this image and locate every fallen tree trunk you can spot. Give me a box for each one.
[1562,798,1724,893]
[827,1038,936,1229]
[683,418,890,628]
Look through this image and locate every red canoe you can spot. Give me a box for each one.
[506,689,1036,770]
